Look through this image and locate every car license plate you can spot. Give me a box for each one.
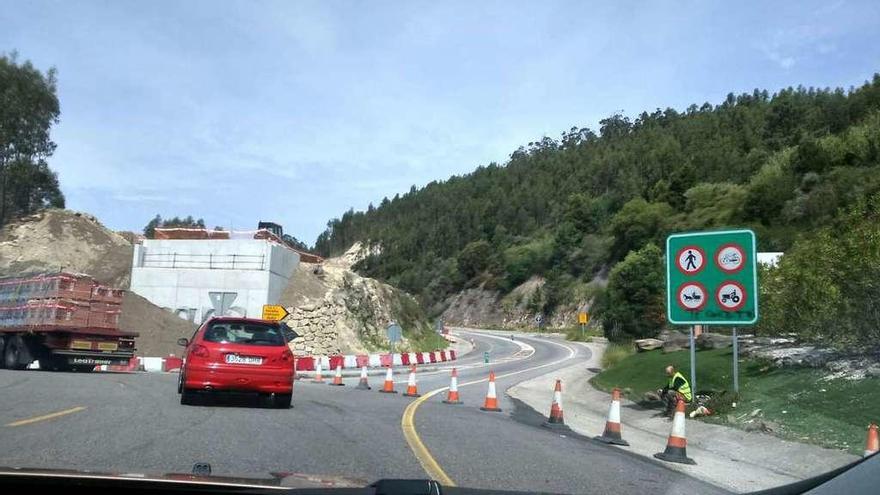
[225,354,262,365]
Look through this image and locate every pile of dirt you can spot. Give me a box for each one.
[0,208,197,357]
[120,292,195,358]
[0,209,133,287]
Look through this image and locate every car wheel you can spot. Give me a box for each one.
[177,372,184,394]
[180,389,199,406]
[0,336,6,369]
[273,393,292,409]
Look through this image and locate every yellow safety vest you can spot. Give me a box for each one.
[669,372,693,402]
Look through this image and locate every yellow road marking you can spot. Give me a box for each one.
[6,406,86,427]
[401,336,580,485]
[401,390,456,487]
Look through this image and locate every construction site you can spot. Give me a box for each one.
[0,209,441,364]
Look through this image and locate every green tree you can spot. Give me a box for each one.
[608,199,674,262]
[0,53,64,225]
[457,239,493,279]
[599,244,665,341]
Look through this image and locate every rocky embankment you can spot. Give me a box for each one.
[280,243,435,355]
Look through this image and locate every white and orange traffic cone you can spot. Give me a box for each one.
[480,371,502,412]
[595,388,629,446]
[542,379,568,430]
[378,366,397,394]
[356,366,371,390]
[442,368,462,404]
[403,366,421,397]
[329,364,344,386]
[313,361,324,383]
[654,398,695,464]
[865,423,879,457]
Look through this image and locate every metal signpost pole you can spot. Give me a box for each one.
[689,325,696,395]
[732,326,739,393]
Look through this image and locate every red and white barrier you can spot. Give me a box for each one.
[93,347,457,374]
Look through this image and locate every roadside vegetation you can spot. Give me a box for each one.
[592,347,879,455]
[313,75,880,350]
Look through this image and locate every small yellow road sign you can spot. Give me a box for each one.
[578,312,589,324]
[262,304,290,321]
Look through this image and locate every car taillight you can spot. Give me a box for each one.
[191,344,209,358]
[280,350,293,363]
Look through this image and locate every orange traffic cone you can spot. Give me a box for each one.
[654,398,695,464]
[542,379,568,430]
[403,366,421,397]
[313,361,324,383]
[378,366,397,394]
[329,364,344,386]
[356,366,371,390]
[595,388,629,446]
[442,368,462,404]
[480,372,502,412]
[865,423,879,457]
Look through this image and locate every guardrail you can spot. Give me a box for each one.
[141,253,266,270]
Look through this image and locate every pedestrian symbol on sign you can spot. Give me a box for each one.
[676,246,705,275]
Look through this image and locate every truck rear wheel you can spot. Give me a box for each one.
[3,335,30,370]
[0,336,6,369]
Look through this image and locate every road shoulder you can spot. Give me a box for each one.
[507,341,859,494]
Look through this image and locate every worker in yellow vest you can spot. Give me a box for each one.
[659,365,692,417]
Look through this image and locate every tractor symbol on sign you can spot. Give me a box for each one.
[721,289,741,304]
[682,291,702,302]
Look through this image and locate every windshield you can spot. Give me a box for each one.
[203,323,284,346]
[1,2,878,494]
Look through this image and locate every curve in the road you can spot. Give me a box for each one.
[400,331,580,487]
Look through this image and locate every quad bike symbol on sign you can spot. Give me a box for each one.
[715,244,746,273]
[721,252,740,265]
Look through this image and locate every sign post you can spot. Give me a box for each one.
[578,311,589,338]
[386,322,402,355]
[666,229,758,396]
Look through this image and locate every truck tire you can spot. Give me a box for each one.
[0,336,6,369]
[3,335,30,370]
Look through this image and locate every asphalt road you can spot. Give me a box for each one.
[0,331,727,494]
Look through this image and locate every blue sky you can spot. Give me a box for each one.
[2,1,878,244]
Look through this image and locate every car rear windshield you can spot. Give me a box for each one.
[202,322,285,346]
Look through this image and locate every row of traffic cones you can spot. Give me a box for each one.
[316,359,880,464]
[315,363,503,411]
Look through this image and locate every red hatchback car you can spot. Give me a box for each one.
[178,317,295,408]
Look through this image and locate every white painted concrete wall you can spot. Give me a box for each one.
[130,239,299,324]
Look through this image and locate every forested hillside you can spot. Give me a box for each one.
[315,75,880,341]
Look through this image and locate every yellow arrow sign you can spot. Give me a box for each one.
[262,304,290,321]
